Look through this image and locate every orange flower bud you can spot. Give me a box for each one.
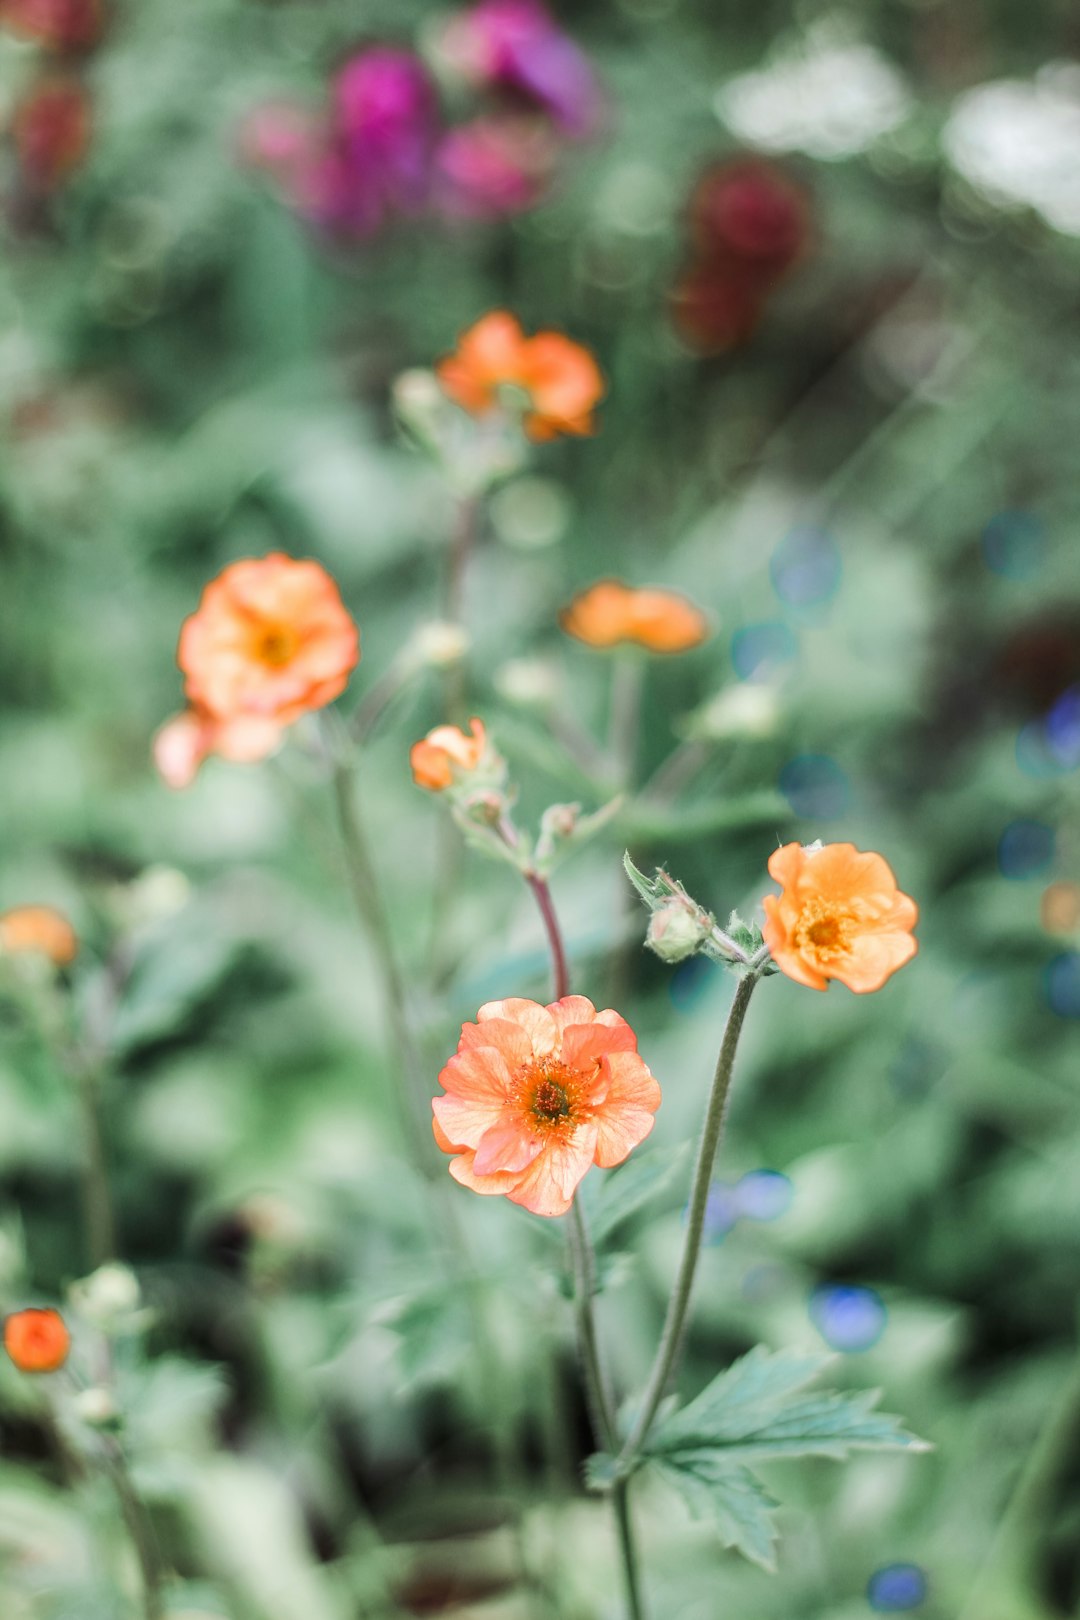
[436,311,604,441]
[410,717,487,791]
[3,1307,70,1373]
[0,905,78,965]
[560,579,709,653]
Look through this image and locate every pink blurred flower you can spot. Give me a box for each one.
[435,115,554,218]
[237,101,321,181]
[439,0,602,139]
[332,46,438,212]
[153,708,284,791]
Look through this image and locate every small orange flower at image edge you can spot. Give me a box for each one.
[433,995,661,1217]
[435,311,604,441]
[410,717,487,791]
[560,579,709,653]
[4,1308,71,1373]
[762,842,918,993]
[178,552,359,727]
[0,905,78,965]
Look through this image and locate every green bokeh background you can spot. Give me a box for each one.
[2,1,1079,1616]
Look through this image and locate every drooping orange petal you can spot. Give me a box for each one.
[506,1122,599,1217]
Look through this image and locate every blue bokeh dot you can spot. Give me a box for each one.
[867,1563,928,1611]
[669,954,717,1011]
[981,510,1046,579]
[998,818,1055,879]
[695,1181,741,1245]
[732,622,798,681]
[1045,685,1080,768]
[809,1283,887,1351]
[780,754,852,819]
[736,1169,794,1221]
[770,525,842,607]
[1045,953,1080,1019]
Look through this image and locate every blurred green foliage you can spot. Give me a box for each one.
[2,0,1080,1617]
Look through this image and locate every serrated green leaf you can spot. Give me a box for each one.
[589,1143,690,1249]
[648,1345,927,1462]
[652,1455,779,1571]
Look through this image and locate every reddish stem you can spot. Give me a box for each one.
[525,871,570,1001]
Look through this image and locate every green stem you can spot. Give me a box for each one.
[328,744,432,1165]
[74,1058,116,1269]
[105,1447,166,1620]
[616,971,761,1473]
[607,653,645,787]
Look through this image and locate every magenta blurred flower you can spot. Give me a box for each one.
[332,46,438,212]
[440,0,602,139]
[435,115,554,218]
[237,101,321,179]
[289,146,384,237]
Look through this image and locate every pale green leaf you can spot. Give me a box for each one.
[652,1455,780,1572]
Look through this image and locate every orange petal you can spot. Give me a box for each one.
[506,1122,598,1217]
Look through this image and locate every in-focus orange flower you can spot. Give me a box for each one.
[153,707,284,790]
[560,579,709,653]
[762,842,918,993]
[3,1307,70,1373]
[435,311,603,441]
[433,995,661,1217]
[0,905,78,965]
[177,553,359,727]
[410,717,487,791]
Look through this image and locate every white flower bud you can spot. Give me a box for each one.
[72,1387,120,1428]
[646,899,713,963]
[69,1262,140,1329]
[408,620,471,669]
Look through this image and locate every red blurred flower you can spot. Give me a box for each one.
[3,1308,70,1373]
[13,75,91,190]
[0,0,102,51]
[435,115,554,219]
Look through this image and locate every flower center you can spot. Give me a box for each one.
[513,1057,584,1132]
[254,624,299,667]
[796,904,855,963]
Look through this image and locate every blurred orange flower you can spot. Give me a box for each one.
[177,554,359,727]
[0,905,77,965]
[560,579,709,652]
[433,995,661,1217]
[436,311,603,441]
[410,717,487,790]
[153,707,284,790]
[762,842,918,993]
[3,1307,70,1373]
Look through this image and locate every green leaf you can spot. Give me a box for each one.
[588,1143,690,1249]
[648,1346,929,1463]
[621,792,788,844]
[651,1455,780,1572]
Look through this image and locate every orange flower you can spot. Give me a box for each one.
[3,1308,70,1373]
[761,842,918,993]
[410,717,487,791]
[177,553,359,726]
[0,905,78,965]
[433,995,661,1217]
[435,311,603,441]
[153,707,284,790]
[560,579,709,653]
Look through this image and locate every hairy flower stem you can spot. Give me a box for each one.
[528,869,646,1620]
[615,971,761,1474]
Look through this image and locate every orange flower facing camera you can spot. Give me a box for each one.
[177,553,359,727]
[433,995,661,1217]
[762,841,918,993]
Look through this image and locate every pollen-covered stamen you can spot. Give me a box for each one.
[513,1057,586,1132]
[795,902,856,963]
[255,625,300,666]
